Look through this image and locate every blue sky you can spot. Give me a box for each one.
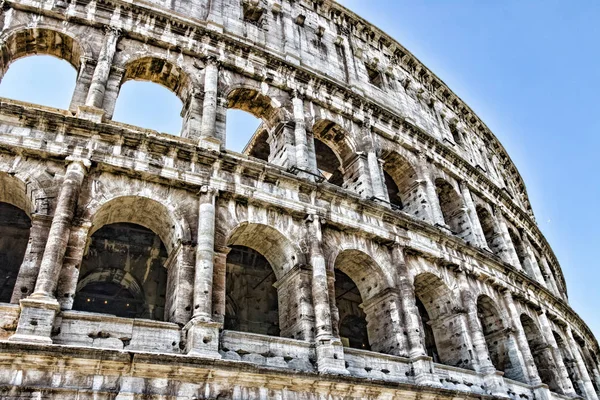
[0,1,598,338]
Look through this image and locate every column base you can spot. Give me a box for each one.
[532,383,552,400]
[76,105,106,123]
[483,370,509,398]
[411,355,443,387]
[9,296,60,344]
[183,318,222,359]
[315,339,349,375]
[198,136,222,152]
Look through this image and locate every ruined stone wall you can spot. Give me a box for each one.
[0,0,596,399]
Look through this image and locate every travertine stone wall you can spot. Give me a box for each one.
[0,0,596,399]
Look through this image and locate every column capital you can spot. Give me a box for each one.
[104,25,124,38]
[65,156,91,170]
[205,55,221,68]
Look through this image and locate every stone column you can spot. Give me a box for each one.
[306,214,347,374]
[416,157,445,226]
[10,214,52,302]
[537,311,577,396]
[495,210,522,270]
[181,90,204,141]
[211,247,231,325]
[10,158,89,344]
[501,291,543,386]
[539,257,560,296]
[273,264,315,341]
[361,288,406,356]
[459,182,488,249]
[292,92,309,173]
[199,58,221,151]
[392,246,441,387]
[566,327,599,400]
[367,151,388,202]
[184,185,221,358]
[78,28,121,122]
[56,223,92,310]
[164,243,195,325]
[69,57,95,113]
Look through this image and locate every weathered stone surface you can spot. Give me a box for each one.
[0,0,596,398]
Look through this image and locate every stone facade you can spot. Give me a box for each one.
[0,0,597,399]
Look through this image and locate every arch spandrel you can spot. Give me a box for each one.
[79,174,193,253]
[224,221,304,281]
[0,25,96,73]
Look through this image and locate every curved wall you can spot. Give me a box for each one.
[0,0,597,399]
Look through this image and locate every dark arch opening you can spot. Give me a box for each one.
[314,138,344,186]
[415,297,439,362]
[520,314,562,393]
[225,245,280,336]
[476,295,526,381]
[553,331,583,396]
[0,55,76,110]
[335,269,369,350]
[435,178,469,240]
[383,170,403,208]
[245,129,270,161]
[414,273,472,369]
[0,202,31,303]
[74,223,168,321]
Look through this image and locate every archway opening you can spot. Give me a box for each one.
[476,295,525,381]
[553,331,583,396]
[335,269,369,350]
[226,109,263,154]
[224,245,279,336]
[508,229,530,274]
[435,178,469,240]
[314,138,344,186]
[381,152,419,214]
[414,273,472,369]
[415,297,439,362]
[520,314,562,392]
[113,81,183,135]
[74,223,168,320]
[0,202,31,303]
[476,205,502,254]
[0,55,76,110]
[226,88,278,158]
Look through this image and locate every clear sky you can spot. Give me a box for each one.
[0,1,598,338]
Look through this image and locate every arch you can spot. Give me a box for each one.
[312,119,358,190]
[225,245,280,336]
[520,314,562,392]
[0,27,86,74]
[475,205,501,255]
[120,56,193,103]
[226,222,303,280]
[476,295,525,381]
[553,330,583,396]
[224,222,306,339]
[0,202,31,303]
[74,223,168,321]
[244,127,270,161]
[0,172,35,216]
[508,228,530,274]
[413,272,472,369]
[381,151,420,213]
[435,178,469,240]
[333,249,395,354]
[86,195,188,254]
[226,87,282,125]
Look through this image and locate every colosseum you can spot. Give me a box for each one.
[0,0,597,398]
